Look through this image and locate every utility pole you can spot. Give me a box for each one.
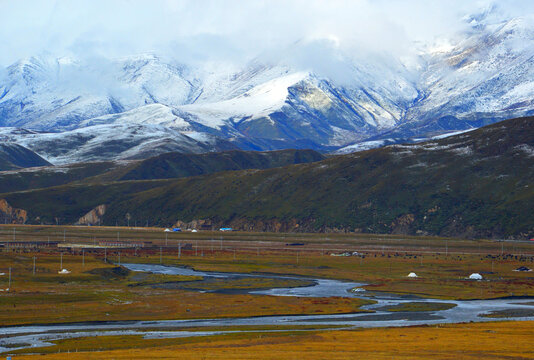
[160,247,162,264]
[195,241,198,256]
[117,231,120,242]
[165,233,168,246]
[104,248,107,263]
[33,256,36,275]
[445,240,448,257]
[178,241,181,259]
[220,236,223,251]
[63,229,66,242]
[118,251,121,266]
[82,250,85,267]
[8,267,11,289]
[60,253,63,270]
[13,228,15,241]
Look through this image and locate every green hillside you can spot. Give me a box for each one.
[0,149,324,193]
[0,143,51,171]
[1,117,533,238]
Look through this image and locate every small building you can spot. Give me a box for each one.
[1,241,59,249]
[172,228,182,232]
[219,228,233,231]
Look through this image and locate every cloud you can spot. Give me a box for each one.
[0,0,532,68]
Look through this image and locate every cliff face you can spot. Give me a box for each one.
[76,205,106,226]
[0,199,27,224]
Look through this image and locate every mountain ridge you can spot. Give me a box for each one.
[2,15,534,158]
[1,116,532,238]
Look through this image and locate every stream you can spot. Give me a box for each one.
[1,263,533,353]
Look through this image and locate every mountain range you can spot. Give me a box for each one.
[1,12,534,163]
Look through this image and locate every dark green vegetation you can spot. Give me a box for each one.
[0,149,324,193]
[0,143,50,171]
[1,117,533,238]
[376,302,457,312]
[106,148,325,181]
[0,161,118,193]
[480,308,534,318]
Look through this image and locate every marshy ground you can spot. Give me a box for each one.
[0,225,533,358]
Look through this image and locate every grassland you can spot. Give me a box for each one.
[10,321,534,359]
[1,225,533,358]
[0,248,372,326]
[1,226,533,311]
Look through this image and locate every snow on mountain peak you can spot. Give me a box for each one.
[179,71,308,129]
[2,13,534,157]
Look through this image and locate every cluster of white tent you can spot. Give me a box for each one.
[405,272,485,280]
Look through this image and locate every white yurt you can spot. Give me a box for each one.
[468,273,483,280]
[407,272,418,278]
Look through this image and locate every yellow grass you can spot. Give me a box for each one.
[0,252,371,326]
[11,321,534,359]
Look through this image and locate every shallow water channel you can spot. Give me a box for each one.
[1,263,533,353]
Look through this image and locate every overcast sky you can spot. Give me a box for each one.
[0,0,532,67]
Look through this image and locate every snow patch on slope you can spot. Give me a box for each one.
[79,103,191,130]
[178,72,308,129]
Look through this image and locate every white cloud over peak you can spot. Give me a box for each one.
[0,0,533,67]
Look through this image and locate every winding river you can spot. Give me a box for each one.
[1,263,533,353]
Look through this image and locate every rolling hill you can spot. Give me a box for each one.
[0,149,324,193]
[1,117,532,238]
[0,143,51,171]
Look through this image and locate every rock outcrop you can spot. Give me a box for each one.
[76,204,106,226]
[0,199,27,224]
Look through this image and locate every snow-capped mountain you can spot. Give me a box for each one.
[1,11,534,161]
[0,124,235,165]
[0,54,199,131]
[371,14,534,142]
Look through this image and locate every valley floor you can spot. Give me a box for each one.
[1,225,533,358]
[12,321,534,360]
